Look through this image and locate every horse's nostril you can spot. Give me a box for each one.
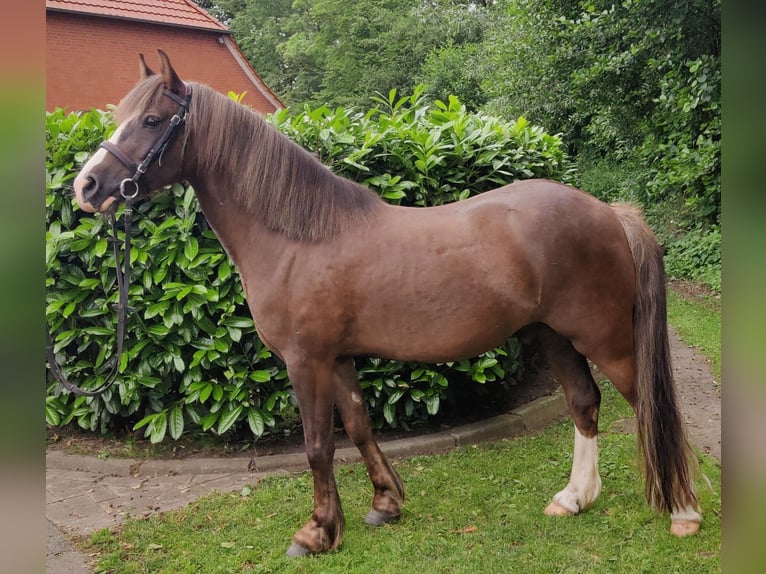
[83,174,99,197]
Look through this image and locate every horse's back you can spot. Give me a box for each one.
[320,179,637,362]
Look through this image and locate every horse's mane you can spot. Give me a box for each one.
[115,77,384,242]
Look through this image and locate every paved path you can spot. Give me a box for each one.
[669,326,722,462]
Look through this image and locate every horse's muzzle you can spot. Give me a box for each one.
[73,171,119,213]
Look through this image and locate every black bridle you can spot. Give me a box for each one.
[99,85,192,204]
[46,85,192,396]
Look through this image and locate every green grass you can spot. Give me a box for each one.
[666,287,721,381]
[86,383,721,573]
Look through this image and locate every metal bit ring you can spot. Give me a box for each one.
[119,178,140,199]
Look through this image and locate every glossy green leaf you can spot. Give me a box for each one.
[249,370,271,383]
[217,404,243,435]
[247,408,265,437]
[183,237,199,261]
[149,412,168,444]
[168,406,184,440]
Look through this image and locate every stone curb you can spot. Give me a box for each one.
[46,392,567,477]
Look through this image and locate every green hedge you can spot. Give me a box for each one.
[46,90,572,442]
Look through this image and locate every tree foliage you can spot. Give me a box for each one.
[212,0,494,110]
[482,0,720,227]
[201,0,719,230]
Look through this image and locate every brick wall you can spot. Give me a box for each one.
[47,12,282,113]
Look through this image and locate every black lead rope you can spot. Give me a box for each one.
[46,84,191,397]
[45,199,134,397]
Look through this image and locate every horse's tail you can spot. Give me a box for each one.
[612,203,698,514]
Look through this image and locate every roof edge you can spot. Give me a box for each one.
[179,0,228,31]
[221,36,285,111]
[46,7,232,35]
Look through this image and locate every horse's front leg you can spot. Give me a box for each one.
[285,358,345,557]
[334,358,405,525]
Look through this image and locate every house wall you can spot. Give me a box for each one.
[46,11,281,113]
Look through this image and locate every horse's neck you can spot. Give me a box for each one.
[190,176,287,278]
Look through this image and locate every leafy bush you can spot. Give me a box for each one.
[576,154,721,294]
[46,109,284,441]
[575,156,643,205]
[663,225,721,292]
[638,55,721,227]
[46,92,571,442]
[272,88,575,202]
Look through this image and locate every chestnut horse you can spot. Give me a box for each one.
[73,51,700,555]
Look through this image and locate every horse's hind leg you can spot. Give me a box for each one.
[535,325,603,516]
[333,358,405,525]
[592,350,703,537]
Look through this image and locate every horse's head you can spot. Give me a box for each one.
[74,50,191,213]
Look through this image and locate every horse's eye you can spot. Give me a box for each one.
[144,116,161,128]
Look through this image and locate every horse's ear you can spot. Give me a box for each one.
[157,49,185,95]
[139,53,155,79]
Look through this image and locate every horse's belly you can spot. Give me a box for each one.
[362,328,514,364]
[348,286,530,363]
[337,210,539,361]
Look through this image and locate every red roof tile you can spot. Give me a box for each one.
[46,0,228,32]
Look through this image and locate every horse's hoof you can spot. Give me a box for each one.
[286,542,313,557]
[544,500,574,516]
[670,519,701,537]
[365,508,400,526]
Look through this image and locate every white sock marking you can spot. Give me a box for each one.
[552,426,601,513]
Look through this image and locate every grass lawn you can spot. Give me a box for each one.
[666,284,721,380]
[86,381,721,573]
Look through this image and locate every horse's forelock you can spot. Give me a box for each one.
[113,76,166,124]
